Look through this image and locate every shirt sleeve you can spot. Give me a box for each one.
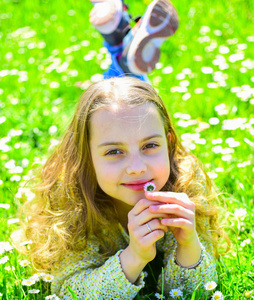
[51,239,145,299]
[157,232,218,295]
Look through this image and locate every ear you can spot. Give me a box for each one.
[167,132,172,152]
[167,132,171,143]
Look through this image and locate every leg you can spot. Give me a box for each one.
[89,0,130,46]
[119,0,179,75]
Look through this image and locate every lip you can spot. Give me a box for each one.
[122,180,152,191]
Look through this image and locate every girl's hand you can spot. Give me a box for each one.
[145,191,198,247]
[127,198,169,264]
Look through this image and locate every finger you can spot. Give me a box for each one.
[130,198,162,216]
[161,217,193,230]
[149,204,194,220]
[141,229,165,247]
[128,208,168,232]
[145,191,194,209]
[143,219,168,235]
[135,205,169,225]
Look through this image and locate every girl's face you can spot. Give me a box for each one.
[89,102,171,209]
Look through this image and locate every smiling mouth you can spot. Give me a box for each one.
[122,180,153,191]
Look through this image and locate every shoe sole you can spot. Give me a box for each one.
[124,0,179,74]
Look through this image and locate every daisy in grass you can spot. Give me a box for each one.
[45,295,60,300]
[19,259,30,267]
[28,289,40,294]
[169,288,183,298]
[4,266,15,271]
[22,278,36,286]
[212,291,224,300]
[155,292,165,299]
[143,271,148,278]
[0,241,13,254]
[204,280,217,291]
[0,256,9,264]
[43,274,54,282]
[144,182,156,192]
[244,290,253,298]
[30,273,41,282]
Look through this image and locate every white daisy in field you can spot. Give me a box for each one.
[30,273,41,282]
[169,288,183,298]
[211,291,224,300]
[45,295,60,300]
[28,289,40,294]
[19,259,30,267]
[144,182,156,192]
[204,281,217,291]
[240,238,251,247]
[43,274,54,282]
[0,242,13,254]
[143,271,148,278]
[234,208,247,218]
[4,266,15,271]
[244,290,253,298]
[0,256,9,264]
[155,293,165,299]
[22,278,36,286]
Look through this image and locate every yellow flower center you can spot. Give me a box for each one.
[214,296,220,300]
[174,291,179,295]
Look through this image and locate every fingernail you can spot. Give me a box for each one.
[150,205,157,211]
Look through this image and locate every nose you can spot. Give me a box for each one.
[126,154,147,175]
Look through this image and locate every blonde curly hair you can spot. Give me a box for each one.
[18,77,228,271]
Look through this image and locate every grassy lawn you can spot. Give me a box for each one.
[0,0,253,299]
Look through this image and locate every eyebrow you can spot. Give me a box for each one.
[98,134,164,147]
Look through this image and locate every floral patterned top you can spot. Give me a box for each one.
[51,223,217,299]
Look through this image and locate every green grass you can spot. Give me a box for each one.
[0,0,253,299]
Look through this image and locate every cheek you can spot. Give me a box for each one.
[153,152,170,180]
[93,160,120,186]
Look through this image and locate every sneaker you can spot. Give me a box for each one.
[119,0,179,74]
[90,0,131,45]
[103,42,150,83]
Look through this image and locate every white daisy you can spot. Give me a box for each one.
[45,295,60,300]
[143,271,148,278]
[30,273,41,282]
[21,278,36,286]
[155,292,165,299]
[211,291,224,300]
[144,182,156,192]
[204,281,217,291]
[19,259,30,267]
[0,256,9,264]
[4,266,15,271]
[28,289,40,294]
[244,290,253,298]
[43,274,54,282]
[169,288,183,298]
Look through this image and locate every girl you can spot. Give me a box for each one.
[20,76,223,299]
